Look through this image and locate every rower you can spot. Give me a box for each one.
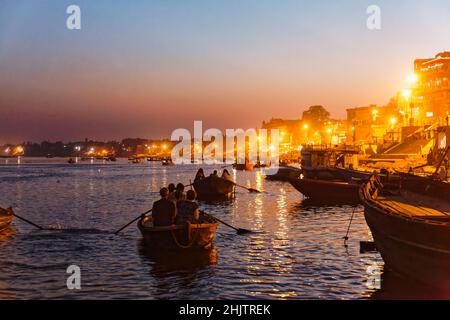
[152,188,176,227]
[175,190,200,225]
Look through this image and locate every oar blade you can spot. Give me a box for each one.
[237,228,254,235]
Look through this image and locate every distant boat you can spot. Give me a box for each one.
[138,216,218,251]
[67,158,76,164]
[289,177,361,203]
[360,174,450,288]
[193,176,235,201]
[108,156,117,162]
[162,159,174,166]
[233,162,254,171]
[0,207,14,232]
[131,158,141,164]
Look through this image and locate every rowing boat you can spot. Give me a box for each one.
[193,176,235,201]
[360,174,450,288]
[289,178,361,203]
[137,216,219,251]
[0,207,14,232]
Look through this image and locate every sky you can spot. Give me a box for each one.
[1,0,450,143]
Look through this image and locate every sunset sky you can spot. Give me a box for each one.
[1,0,450,143]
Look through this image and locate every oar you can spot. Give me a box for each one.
[233,183,261,193]
[12,212,44,230]
[202,211,254,235]
[115,209,152,234]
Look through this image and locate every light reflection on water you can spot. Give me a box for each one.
[0,158,440,299]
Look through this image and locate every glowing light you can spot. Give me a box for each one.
[402,89,412,99]
[15,146,24,153]
[314,132,319,136]
[351,127,355,131]
[269,145,275,151]
[326,129,332,134]
[390,117,397,125]
[407,73,418,84]
[162,144,167,150]
[303,124,309,130]
[281,131,286,136]
[372,109,379,115]
[426,112,434,118]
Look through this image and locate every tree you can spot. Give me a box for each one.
[302,105,330,128]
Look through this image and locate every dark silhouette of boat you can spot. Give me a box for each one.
[0,207,14,232]
[193,176,235,201]
[265,165,302,181]
[360,174,450,289]
[289,177,361,203]
[233,162,254,171]
[137,216,218,251]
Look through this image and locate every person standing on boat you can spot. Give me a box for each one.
[175,190,200,225]
[152,188,176,227]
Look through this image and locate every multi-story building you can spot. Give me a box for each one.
[411,51,450,126]
[346,104,400,145]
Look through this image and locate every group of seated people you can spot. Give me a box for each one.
[194,168,233,182]
[151,182,211,227]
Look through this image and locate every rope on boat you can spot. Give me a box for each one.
[171,223,200,249]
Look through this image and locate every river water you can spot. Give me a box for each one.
[0,158,443,299]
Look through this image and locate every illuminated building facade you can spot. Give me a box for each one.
[412,51,450,126]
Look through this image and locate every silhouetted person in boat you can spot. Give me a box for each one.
[221,169,233,181]
[152,188,176,227]
[195,168,205,181]
[175,183,186,201]
[210,170,219,177]
[175,190,200,225]
[168,183,177,203]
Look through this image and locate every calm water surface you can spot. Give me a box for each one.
[0,158,442,299]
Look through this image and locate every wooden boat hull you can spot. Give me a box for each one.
[138,217,218,251]
[360,175,450,288]
[364,200,450,288]
[289,178,360,203]
[193,176,235,200]
[0,207,14,232]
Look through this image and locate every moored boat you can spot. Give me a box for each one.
[233,162,254,171]
[289,177,361,203]
[360,174,450,288]
[0,207,14,232]
[137,216,219,251]
[193,176,235,201]
[265,165,302,182]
